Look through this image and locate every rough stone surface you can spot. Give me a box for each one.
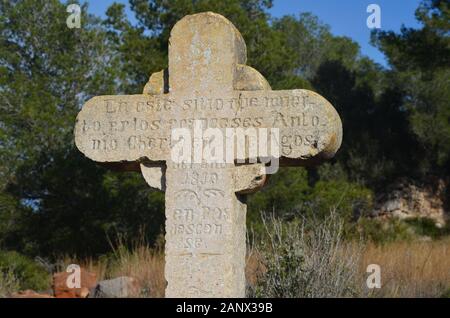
[74,12,342,298]
[372,178,448,227]
[53,268,97,298]
[92,277,141,298]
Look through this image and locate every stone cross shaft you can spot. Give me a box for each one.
[74,12,342,298]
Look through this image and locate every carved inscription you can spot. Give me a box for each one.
[77,91,330,161]
[168,168,231,252]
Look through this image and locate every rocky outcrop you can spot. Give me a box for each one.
[372,178,448,227]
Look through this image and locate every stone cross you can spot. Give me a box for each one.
[74,12,342,298]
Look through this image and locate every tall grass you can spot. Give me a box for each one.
[248,213,450,298]
[0,269,20,298]
[107,243,165,298]
[54,234,165,297]
[3,217,449,298]
[55,233,449,298]
[360,239,450,297]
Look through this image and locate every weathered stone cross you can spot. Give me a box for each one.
[74,12,342,298]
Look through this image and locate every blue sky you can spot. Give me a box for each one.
[85,0,422,67]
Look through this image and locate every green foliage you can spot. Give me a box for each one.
[104,0,290,91]
[354,218,416,244]
[0,251,50,291]
[373,0,450,173]
[251,218,306,297]
[247,164,373,234]
[273,13,360,82]
[404,218,449,239]
[309,177,373,221]
[0,0,164,257]
[247,168,309,217]
[353,217,449,244]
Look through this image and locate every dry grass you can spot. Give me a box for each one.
[55,235,166,297]
[55,255,108,281]
[61,238,449,298]
[245,249,265,289]
[247,237,450,298]
[7,238,449,298]
[50,233,450,298]
[360,239,450,297]
[107,245,165,298]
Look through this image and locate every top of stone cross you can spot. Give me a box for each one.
[169,12,247,93]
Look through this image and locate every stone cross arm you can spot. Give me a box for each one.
[74,88,342,167]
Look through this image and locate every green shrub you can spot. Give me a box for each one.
[247,168,310,219]
[0,268,20,297]
[250,211,362,297]
[0,251,50,291]
[309,179,373,221]
[353,218,415,244]
[247,165,373,237]
[352,217,450,244]
[404,218,447,239]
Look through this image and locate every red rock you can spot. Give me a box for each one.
[53,268,97,298]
